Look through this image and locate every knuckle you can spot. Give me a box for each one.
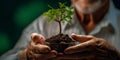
[27,50,35,60]
[31,33,45,40]
[31,33,38,39]
[39,46,51,53]
[26,43,52,60]
[33,45,51,54]
[94,38,108,48]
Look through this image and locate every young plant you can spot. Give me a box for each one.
[43,2,75,53]
[43,2,74,34]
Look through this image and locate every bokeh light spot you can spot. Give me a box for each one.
[14,1,47,28]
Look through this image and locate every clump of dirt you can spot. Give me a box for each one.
[45,34,75,53]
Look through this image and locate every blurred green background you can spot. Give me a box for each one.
[0,0,71,56]
[0,0,120,56]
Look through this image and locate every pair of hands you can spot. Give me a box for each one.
[20,33,119,60]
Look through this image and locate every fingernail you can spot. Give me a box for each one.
[51,50,57,57]
[71,33,78,39]
[40,45,51,53]
[64,49,71,54]
[33,36,39,40]
[31,33,38,39]
[71,33,76,36]
[71,33,76,37]
[64,50,71,54]
[40,49,50,54]
[52,50,57,55]
[44,49,49,53]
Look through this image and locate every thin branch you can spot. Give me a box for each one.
[58,21,62,34]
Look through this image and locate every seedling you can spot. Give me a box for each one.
[43,2,75,53]
[44,2,74,34]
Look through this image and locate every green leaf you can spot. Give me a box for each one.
[43,2,73,24]
[47,18,55,24]
[48,5,53,9]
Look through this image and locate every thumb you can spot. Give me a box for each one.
[31,33,45,44]
[71,33,95,42]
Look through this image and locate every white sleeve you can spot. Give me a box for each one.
[0,15,43,60]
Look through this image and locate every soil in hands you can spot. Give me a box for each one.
[45,34,75,53]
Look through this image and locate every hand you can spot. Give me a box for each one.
[19,33,57,60]
[56,33,120,60]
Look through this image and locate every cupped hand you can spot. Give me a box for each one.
[20,33,57,60]
[55,33,120,60]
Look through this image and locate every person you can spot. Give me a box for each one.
[0,0,120,60]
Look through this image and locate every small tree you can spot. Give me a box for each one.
[43,3,74,34]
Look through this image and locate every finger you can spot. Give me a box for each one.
[34,50,57,60]
[55,53,95,60]
[29,44,51,54]
[65,39,96,54]
[31,33,45,44]
[71,33,95,42]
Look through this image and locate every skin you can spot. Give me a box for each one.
[72,0,101,13]
[20,0,120,60]
[55,33,117,60]
[72,0,102,34]
[25,33,58,60]
[72,0,100,12]
[24,33,118,60]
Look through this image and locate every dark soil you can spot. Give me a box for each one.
[45,34,75,53]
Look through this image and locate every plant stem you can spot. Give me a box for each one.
[58,21,62,34]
